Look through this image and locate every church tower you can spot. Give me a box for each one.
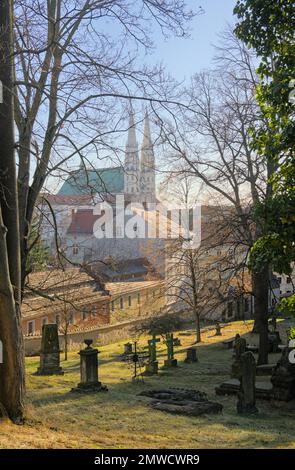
[140,111,156,202]
[124,107,140,197]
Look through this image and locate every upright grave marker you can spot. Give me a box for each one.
[214,322,222,336]
[71,339,107,392]
[144,335,160,375]
[185,347,198,364]
[231,336,247,378]
[36,324,64,375]
[237,351,258,414]
[271,345,295,401]
[164,333,177,367]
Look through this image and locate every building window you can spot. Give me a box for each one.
[69,313,74,325]
[128,296,132,307]
[278,277,282,284]
[120,297,124,309]
[92,305,97,317]
[27,320,35,335]
[244,298,249,313]
[73,245,79,255]
[137,293,141,304]
[42,316,48,326]
[55,314,60,326]
[81,310,87,321]
[287,277,291,284]
[111,301,115,311]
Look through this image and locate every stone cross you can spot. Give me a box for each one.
[148,335,160,363]
[164,333,177,367]
[237,351,258,414]
[144,335,160,375]
[36,324,64,375]
[71,339,107,393]
[166,333,174,360]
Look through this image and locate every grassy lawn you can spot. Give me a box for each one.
[1,320,295,449]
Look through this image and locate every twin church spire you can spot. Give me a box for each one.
[124,108,156,202]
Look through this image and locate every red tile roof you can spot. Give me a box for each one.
[67,209,103,234]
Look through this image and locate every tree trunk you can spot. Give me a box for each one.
[0,267,25,422]
[64,332,68,361]
[0,0,25,422]
[251,272,260,333]
[195,313,201,343]
[252,268,269,365]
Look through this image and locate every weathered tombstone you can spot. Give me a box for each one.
[214,322,222,336]
[237,351,258,414]
[231,336,247,378]
[36,324,64,375]
[269,316,277,332]
[184,347,198,364]
[71,339,107,392]
[164,333,177,367]
[268,331,281,353]
[271,346,295,401]
[173,337,181,347]
[144,335,160,375]
[124,342,133,355]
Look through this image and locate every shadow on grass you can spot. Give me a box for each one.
[27,318,295,448]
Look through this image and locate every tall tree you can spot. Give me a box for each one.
[0,0,25,422]
[160,31,272,363]
[234,0,295,312]
[0,0,198,421]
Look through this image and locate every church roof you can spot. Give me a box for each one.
[58,166,124,196]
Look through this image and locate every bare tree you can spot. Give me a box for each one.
[161,31,272,364]
[0,0,198,421]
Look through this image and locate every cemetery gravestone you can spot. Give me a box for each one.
[173,337,182,347]
[36,324,64,375]
[214,322,222,336]
[271,346,295,401]
[124,342,133,355]
[268,331,281,353]
[184,348,198,363]
[144,335,160,375]
[237,351,258,414]
[71,339,107,392]
[231,336,247,378]
[269,316,277,332]
[164,333,177,368]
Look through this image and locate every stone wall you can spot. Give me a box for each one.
[24,310,196,356]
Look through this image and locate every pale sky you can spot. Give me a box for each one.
[151,0,237,80]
